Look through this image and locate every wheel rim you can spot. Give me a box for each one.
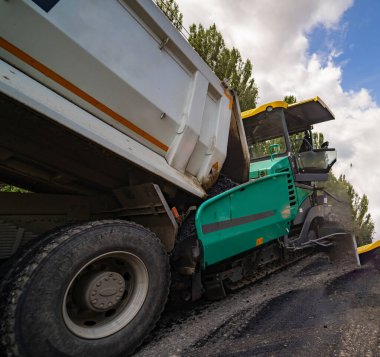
[62,251,149,339]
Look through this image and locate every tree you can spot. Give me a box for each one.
[284,95,297,104]
[312,132,325,149]
[326,174,375,246]
[0,184,27,193]
[348,186,375,246]
[155,0,183,30]
[155,1,258,111]
[188,23,258,111]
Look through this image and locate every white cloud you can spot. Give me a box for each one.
[177,0,380,239]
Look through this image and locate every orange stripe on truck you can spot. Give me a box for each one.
[0,37,169,152]
[224,90,233,110]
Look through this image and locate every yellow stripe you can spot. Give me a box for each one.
[358,240,380,255]
[241,101,288,119]
[0,37,169,152]
[288,96,319,108]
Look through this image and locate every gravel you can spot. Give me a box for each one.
[135,251,380,357]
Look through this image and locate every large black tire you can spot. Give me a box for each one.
[0,220,170,357]
[0,224,81,291]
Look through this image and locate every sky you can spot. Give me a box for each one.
[176,0,380,240]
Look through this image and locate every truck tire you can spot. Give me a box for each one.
[0,224,80,291]
[0,220,170,357]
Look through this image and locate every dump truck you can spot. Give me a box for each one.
[0,1,355,356]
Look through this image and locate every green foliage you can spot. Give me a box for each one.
[250,137,286,160]
[289,132,325,152]
[248,116,287,160]
[313,132,324,149]
[155,0,183,30]
[155,0,258,111]
[188,23,258,111]
[284,95,297,104]
[289,132,304,152]
[347,181,375,246]
[325,174,375,246]
[289,131,324,151]
[0,184,27,193]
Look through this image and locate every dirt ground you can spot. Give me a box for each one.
[135,251,380,357]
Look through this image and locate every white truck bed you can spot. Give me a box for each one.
[0,59,205,198]
[0,0,233,192]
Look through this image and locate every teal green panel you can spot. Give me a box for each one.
[249,156,291,179]
[196,172,293,267]
[250,157,300,220]
[295,186,312,206]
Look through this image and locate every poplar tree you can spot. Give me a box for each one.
[155,1,258,111]
[155,0,183,30]
[188,23,258,111]
[325,174,375,246]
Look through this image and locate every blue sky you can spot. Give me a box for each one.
[308,0,380,103]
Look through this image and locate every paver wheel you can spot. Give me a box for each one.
[0,220,170,357]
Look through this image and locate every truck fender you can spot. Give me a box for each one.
[297,205,325,245]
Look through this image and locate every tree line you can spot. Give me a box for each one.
[325,174,375,246]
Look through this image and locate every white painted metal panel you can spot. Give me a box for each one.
[0,60,206,198]
[186,91,231,186]
[0,0,234,189]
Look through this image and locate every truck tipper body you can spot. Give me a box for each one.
[0,0,250,198]
[0,1,353,356]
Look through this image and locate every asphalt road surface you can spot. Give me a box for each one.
[136,251,380,357]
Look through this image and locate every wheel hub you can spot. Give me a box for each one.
[63,251,149,339]
[75,271,125,311]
